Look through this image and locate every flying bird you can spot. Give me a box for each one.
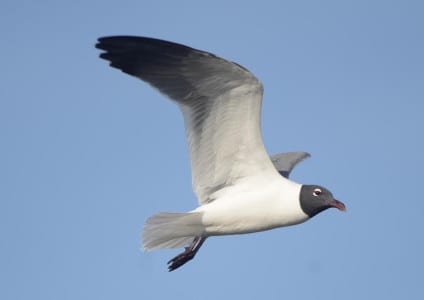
[96,36,346,271]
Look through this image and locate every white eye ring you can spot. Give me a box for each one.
[313,188,322,196]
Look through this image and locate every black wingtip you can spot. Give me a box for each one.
[95,36,113,59]
[95,36,114,51]
[94,35,199,76]
[95,35,197,56]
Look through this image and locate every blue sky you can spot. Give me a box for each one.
[2,0,423,299]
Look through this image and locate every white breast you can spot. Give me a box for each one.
[193,174,309,236]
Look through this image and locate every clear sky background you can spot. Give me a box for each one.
[2,1,423,299]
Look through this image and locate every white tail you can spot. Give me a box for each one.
[142,212,205,251]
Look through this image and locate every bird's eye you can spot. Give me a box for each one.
[313,188,322,196]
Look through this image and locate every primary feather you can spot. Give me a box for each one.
[96,36,281,204]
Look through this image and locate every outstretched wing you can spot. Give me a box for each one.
[270,152,310,178]
[96,36,280,204]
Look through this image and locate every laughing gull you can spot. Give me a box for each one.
[96,36,346,271]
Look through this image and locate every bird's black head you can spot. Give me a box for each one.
[300,185,346,218]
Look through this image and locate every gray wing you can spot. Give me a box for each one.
[270,152,311,178]
[96,36,280,204]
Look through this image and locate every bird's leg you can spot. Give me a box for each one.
[167,237,206,271]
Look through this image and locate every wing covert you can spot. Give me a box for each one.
[96,36,279,204]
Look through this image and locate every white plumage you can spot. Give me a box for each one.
[96,36,345,271]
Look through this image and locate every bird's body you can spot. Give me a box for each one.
[96,36,346,271]
[195,174,306,236]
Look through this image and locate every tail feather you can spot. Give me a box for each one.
[142,212,205,251]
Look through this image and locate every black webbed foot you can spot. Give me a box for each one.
[167,237,206,271]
